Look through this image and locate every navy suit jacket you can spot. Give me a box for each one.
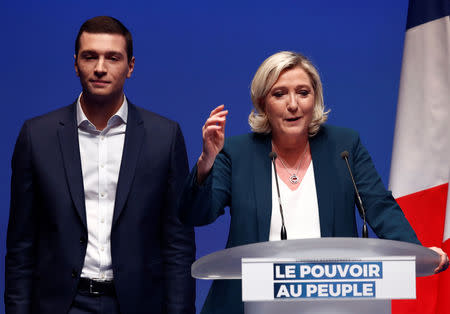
[180,124,419,314]
[5,102,196,314]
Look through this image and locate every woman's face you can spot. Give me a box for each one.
[264,66,315,140]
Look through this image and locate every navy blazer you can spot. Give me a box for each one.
[6,102,196,314]
[180,124,419,314]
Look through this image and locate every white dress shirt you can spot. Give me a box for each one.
[77,95,128,280]
[269,161,321,241]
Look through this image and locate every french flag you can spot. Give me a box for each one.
[389,0,449,313]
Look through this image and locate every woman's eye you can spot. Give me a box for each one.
[273,92,284,98]
[298,90,310,96]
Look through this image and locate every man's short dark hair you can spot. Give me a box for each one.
[75,16,133,63]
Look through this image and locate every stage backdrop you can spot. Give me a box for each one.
[0,0,410,312]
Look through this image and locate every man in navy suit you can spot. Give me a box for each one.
[5,16,195,314]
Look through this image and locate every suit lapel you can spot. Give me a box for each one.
[252,134,273,242]
[112,103,144,226]
[57,103,87,228]
[310,129,335,237]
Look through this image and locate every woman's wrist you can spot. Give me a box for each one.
[197,153,215,184]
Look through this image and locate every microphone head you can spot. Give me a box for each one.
[269,151,277,160]
[340,151,349,159]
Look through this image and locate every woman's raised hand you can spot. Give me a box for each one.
[197,105,228,183]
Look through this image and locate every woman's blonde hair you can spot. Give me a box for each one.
[248,51,328,136]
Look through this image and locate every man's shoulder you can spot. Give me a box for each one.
[132,104,179,128]
[23,103,74,128]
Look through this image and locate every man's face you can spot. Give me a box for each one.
[75,32,134,101]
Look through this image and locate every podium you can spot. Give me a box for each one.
[192,238,440,314]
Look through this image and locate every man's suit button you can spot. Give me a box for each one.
[80,237,86,244]
[72,270,78,278]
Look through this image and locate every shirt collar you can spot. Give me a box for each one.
[76,93,128,128]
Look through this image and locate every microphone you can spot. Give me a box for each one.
[269,152,287,240]
[340,151,369,238]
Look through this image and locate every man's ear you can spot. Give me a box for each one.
[127,56,135,78]
[74,54,79,77]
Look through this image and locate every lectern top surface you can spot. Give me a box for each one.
[192,238,439,279]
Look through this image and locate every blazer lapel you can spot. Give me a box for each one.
[57,103,87,228]
[310,129,335,237]
[252,134,273,242]
[112,103,144,226]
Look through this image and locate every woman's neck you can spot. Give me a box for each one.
[272,134,309,167]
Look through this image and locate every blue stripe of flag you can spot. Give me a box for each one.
[406,0,450,30]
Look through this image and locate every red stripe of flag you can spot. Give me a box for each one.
[392,183,448,313]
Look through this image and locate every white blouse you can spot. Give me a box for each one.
[269,161,321,241]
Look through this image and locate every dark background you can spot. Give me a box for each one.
[0,0,409,312]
